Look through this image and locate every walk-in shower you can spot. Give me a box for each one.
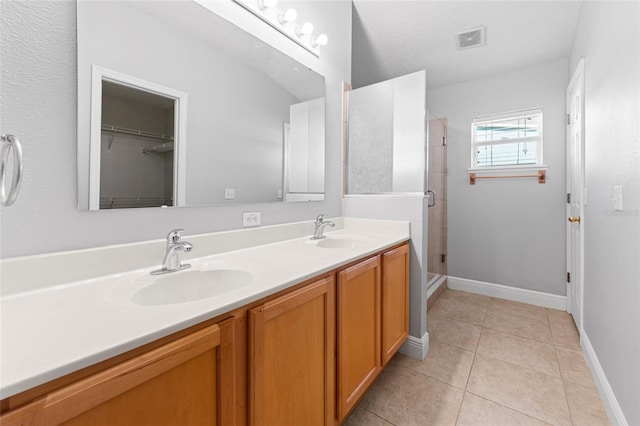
[426,113,448,305]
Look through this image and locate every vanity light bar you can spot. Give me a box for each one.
[278,8,297,24]
[232,0,327,58]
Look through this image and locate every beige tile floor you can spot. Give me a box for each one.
[343,289,610,426]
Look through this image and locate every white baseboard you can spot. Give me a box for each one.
[399,332,429,360]
[581,332,628,426]
[427,275,447,299]
[447,276,566,310]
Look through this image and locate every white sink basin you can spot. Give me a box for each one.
[132,269,253,305]
[316,237,358,249]
[305,234,371,249]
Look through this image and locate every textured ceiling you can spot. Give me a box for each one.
[352,0,582,89]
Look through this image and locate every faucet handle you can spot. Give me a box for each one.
[315,214,328,224]
[167,228,185,243]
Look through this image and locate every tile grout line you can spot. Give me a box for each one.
[400,363,469,392]
[474,342,574,383]
[361,406,398,426]
[435,294,555,328]
[549,310,578,426]
[475,348,566,383]
[437,290,581,352]
[393,359,470,393]
[481,323,555,347]
[478,310,566,425]
[446,291,551,319]
[434,296,490,317]
[453,326,483,425]
[429,310,485,328]
[431,309,556,349]
[464,389,556,425]
[441,290,597,426]
[427,335,477,355]
[475,327,565,380]
[468,315,564,426]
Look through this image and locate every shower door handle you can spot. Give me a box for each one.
[427,190,436,207]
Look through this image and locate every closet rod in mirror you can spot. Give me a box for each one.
[101,124,174,142]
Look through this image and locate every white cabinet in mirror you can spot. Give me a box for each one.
[77,0,326,210]
[284,97,325,202]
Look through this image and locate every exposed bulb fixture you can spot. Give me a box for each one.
[257,0,277,10]
[296,22,314,37]
[311,33,328,47]
[232,0,327,56]
[278,8,297,24]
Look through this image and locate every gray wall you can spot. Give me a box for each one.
[428,59,569,296]
[569,2,640,424]
[0,0,352,258]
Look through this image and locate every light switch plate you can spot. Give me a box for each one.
[225,188,235,200]
[613,185,623,211]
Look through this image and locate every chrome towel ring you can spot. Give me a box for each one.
[0,134,24,207]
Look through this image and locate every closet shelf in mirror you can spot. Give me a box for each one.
[100,195,172,209]
[101,124,174,142]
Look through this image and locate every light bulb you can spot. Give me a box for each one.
[312,33,328,47]
[257,0,277,10]
[296,22,314,37]
[278,8,297,24]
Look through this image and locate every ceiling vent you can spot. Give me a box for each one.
[455,26,486,50]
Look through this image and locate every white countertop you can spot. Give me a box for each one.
[1,219,409,399]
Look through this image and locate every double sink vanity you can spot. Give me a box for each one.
[0,217,410,425]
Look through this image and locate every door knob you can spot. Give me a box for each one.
[568,216,581,223]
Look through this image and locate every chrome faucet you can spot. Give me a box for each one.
[150,229,193,275]
[311,214,335,240]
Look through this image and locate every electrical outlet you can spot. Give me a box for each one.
[243,211,261,227]
[225,188,235,200]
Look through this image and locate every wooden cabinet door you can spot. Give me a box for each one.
[337,256,381,422]
[249,276,335,426]
[381,243,410,366]
[1,319,235,426]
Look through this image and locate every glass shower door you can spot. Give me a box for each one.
[427,114,447,282]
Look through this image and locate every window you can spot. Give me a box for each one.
[471,108,543,168]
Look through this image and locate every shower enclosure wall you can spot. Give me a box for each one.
[342,70,447,359]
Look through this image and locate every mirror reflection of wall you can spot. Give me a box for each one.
[346,70,426,194]
[77,1,326,210]
[100,82,175,209]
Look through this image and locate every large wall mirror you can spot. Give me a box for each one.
[77,0,326,210]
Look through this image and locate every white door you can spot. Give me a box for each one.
[566,59,585,333]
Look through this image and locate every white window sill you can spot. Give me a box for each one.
[467,164,549,175]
